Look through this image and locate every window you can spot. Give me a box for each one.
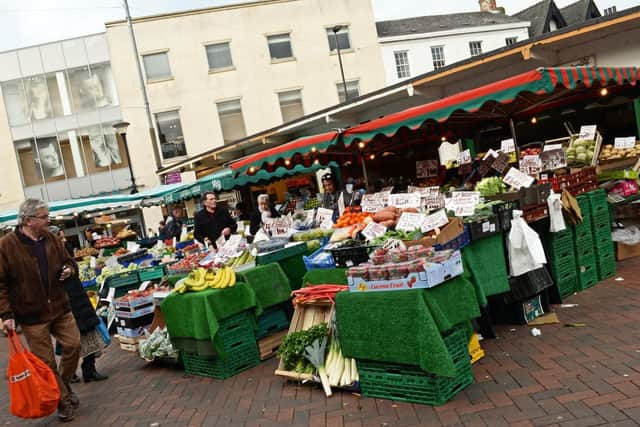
[216,99,247,144]
[79,125,128,173]
[1,79,30,126]
[142,52,171,81]
[205,42,233,71]
[67,66,96,113]
[278,90,304,122]
[155,110,187,160]
[326,26,351,52]
[431,46,445,70]
[23,75,53,121]
[505,37,518,46]
[337,80,359,103]
[267,34,293,60]
[469,41,483,57]
[394,51,411,79]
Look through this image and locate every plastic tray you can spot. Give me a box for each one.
[329,245,371,268]
[182,341,260,379]
[492,202,516,233]
[138,265,166,282]
[504,267,554,304]
[467,215,500,241]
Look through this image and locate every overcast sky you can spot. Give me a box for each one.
[1,0,638,52]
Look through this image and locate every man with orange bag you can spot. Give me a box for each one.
[0,199,81,422]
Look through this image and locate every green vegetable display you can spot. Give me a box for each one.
[277,323,328,372]
[370,230,422,246]
[475,177,507,197]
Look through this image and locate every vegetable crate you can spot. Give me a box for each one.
[544,229,574,261]
[182,341,260,380]
[522,203,549,223]
[434,225,471,251]
[587,189,609,216]
[329,246,371,268]
[255,305,290,340]
[275,302,334,382]
[467,215,501,241]
[577,255,599,290]
[549,167,598,196]
[138,265,166,282]
[557,276,578,299]
[258,330,288,361]
[302,247,336,271]
[548,256,577,284]
[575,195,591,219]
[358,325,473,406]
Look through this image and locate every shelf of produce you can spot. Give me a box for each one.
[274,302,334,381]
[596,157,638,172]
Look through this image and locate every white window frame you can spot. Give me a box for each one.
[277,89,304,122]
[216,98,247,144]
[141,51,172,82]
[393,50,411,79]
[336,79,360,103]
[267,33,294,62]
[431,46,445,70]
[469,41,483,57]
[326,26,352,52]
[205,41,234,72]
[154,109,187,161]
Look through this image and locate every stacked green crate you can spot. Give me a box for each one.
[588,190,616,280]
[544,229,578,298]
[572,194,597,290]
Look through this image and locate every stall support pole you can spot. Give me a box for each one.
[634,98,640,138]
[359,153,370,192]
[509,117,521,160]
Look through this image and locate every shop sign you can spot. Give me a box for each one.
[388,193,421,209]
[164,172,182,185]
[503,167,535,190]
[421,209,449,233]
[362,221,387,241]
[396,212,425,232]
[416,160,439,178]
[501,139,516,153]
[361,194,386,213]
[519,155,542,175]
[614,137,636,149]
[578,125,597,141]
[269,218,290,238]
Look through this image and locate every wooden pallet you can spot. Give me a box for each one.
[115,334,144,345]
[258,330,288,361]
[119,342,139,352]
[274,302,334,381]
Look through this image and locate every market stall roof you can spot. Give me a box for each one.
[0,183,186,226]
[341,66,639,146]
[228,131,339,176]
[234,161,338,187]
[163,168,236,204]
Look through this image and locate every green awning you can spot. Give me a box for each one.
[234,162,337,187]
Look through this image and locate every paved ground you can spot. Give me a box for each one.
[1,258,640,426]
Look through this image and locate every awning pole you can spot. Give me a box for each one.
[359,153,370,192]
[509,117,521,161]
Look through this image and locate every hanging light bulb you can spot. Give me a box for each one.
[358,141,365,149]
[284,159,291,166]
[313,159,319,165]
[441,136,447,142]
[600,87,608,96]
[311,146,317,153]
[369,154,376,160]
[530,116,537,124]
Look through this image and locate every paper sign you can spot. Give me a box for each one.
[457,149,472,165]
[519,155,542,175]
[421,209,449,233]
[269,219,290,238]
[362,221,387,241]
[361,194,385,213]
[501,139,516,153]
[539,149,567,170]
[126,241,140,252]
[451,191,480,204]
[579,125,597,140]
[416,160,439,178]
[316,207,334,227]
[424,188,445,210]
[215,235,227,250]
[305,209,315,223]
[449,192,480,217]
[453,205,475,217]
[396,212,425,232]
[544,144,563,151]
[614,136,636,149]
[380,186,394,193]
[388,193,421,209]
[503,167,535,189]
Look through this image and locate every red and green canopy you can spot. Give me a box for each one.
[229,131,339,176]
[342,66,639,146]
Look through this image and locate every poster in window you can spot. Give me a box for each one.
[89,129,122,167]
[34,138,64,178]
[23,77,52,121]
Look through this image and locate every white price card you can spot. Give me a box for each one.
[543,144,563,151]
[503,167,535,190]
[457,149,472,165]
[421,209,449,233]
[362,221,387,241]
[449,192,479,217]
[316,208,334,227]
[501,138,516,153]
[614,136,636,149]
[388,193,421,209]
[361,194,386,213]
[451,191,481,204]
[578,125,597,140]
[453,205,476,217]
[519,155,542,175]
[396,212,426,232]
[269,218,290,238]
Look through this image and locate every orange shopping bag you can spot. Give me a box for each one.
[6,331,59,419]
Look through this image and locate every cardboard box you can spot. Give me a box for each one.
[115,303,155,319]
[116,312,154,330]
[617,242,640,261]
[347,251,463,292]
[404,218,464,247]
[114,295,154,310]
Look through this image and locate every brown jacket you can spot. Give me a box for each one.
[0,229,74,325]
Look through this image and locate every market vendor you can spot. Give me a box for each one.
[320,173,340,215]
[161,207,183,241]
[342,177,362,207]
[194,191,237,248]
[249,194,280,235]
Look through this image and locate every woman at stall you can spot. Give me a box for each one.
[50,226,108,383]
[249,194,280,235]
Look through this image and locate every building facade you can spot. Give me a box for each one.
[0,33,135,210]
[105,0,386,185]
[377,12,530,85]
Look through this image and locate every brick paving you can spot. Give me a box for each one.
[1,258,640,426]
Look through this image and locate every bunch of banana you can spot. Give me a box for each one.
[173,268,209,294]
[226,250,256,268]
[206,266,237,289]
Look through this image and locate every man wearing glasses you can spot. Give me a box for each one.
[0,199,81,422]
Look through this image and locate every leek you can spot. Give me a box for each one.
[304,337,332,397]
[352,358,359,382]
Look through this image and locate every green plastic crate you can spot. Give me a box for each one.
[182,341,260,379]
[358,325,473,406]
[545,230,575,260]
[557,275,578,299]
[549,256,577,283]
[574,242,595,261]
[596,259,616,281]
[255,305,289,340]
[576,194,591,215]
[217,311,257,353]
[577,256,598,291]
[591,210,611,227]
[138,265,165,282]
[104,270,139,288]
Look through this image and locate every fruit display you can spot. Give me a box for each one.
[114,248,129,256]
[94,237,121,249]
[139,327,179,362]
[74,247,99,259]
[117,249,149,264]
[599,143,640,162]
[116,228,137,240]
[519,146,542,159]
[566,139,596,165]
[304,198,321,210]
[180,243,200,253]
[78,262,96,282]
[334,208,372,228]
[167,252,207,273]
[172,266,237,293]
[96,263,138,286]
[225,250,256,268]
[371,206,419,229]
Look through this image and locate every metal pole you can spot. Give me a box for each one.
[121,132,139,193]
[333,27,348,102]
[122,0,162,169]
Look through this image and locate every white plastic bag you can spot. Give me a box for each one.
[508,210,547,276]
[612,226,640,245]
[547,191,566,232]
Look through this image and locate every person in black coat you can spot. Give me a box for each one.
[160,207,183,241]
[50,226,108,383]
[194,192,237,247]
[249,194,280,235]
